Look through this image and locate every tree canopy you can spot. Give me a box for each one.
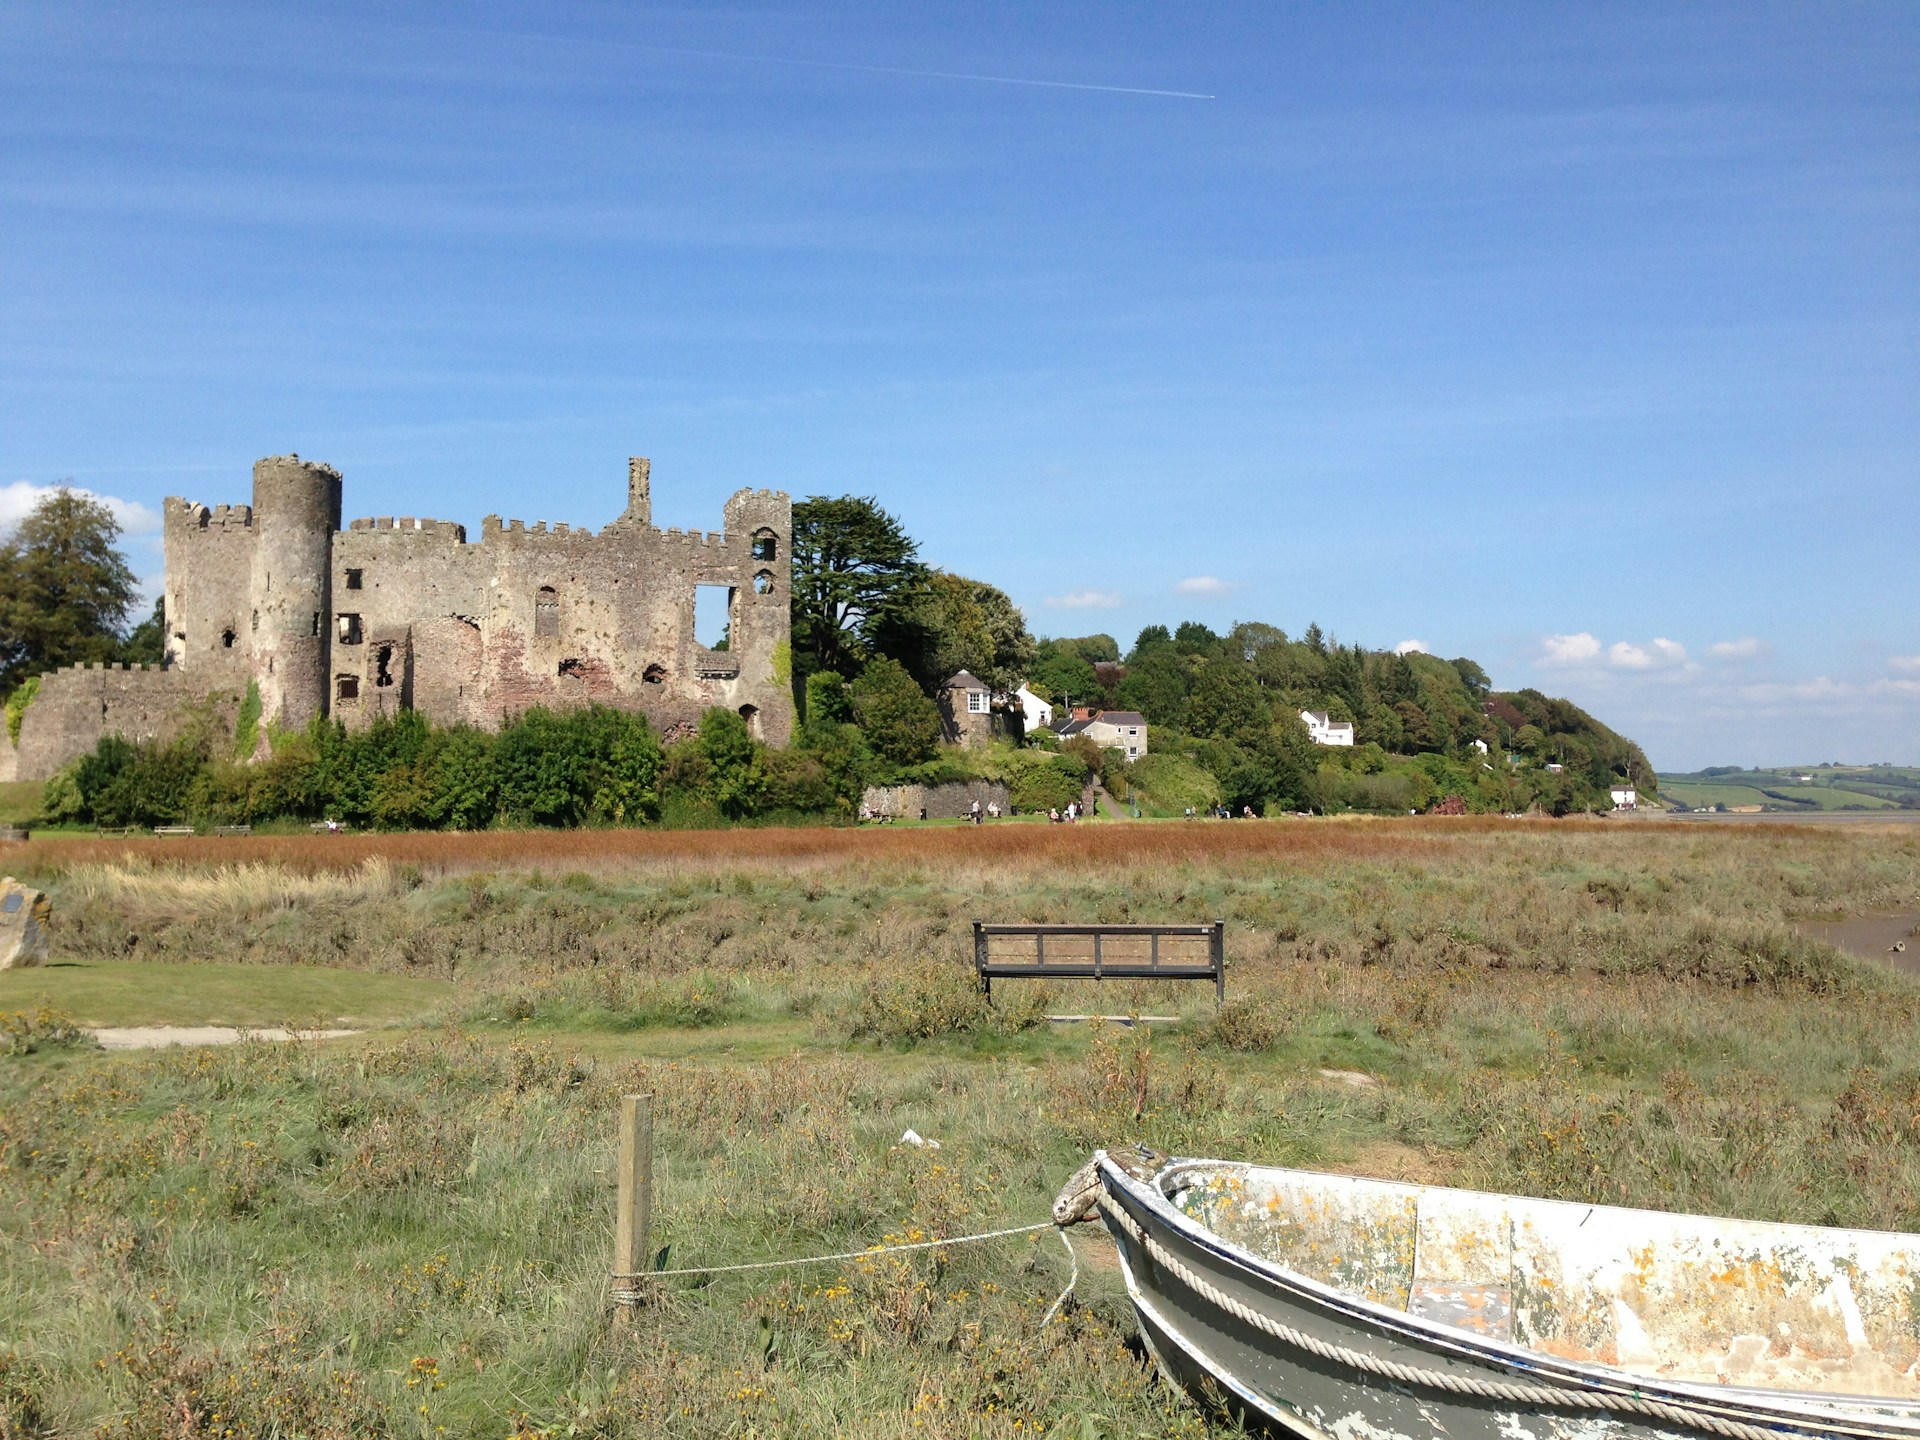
[0,487,141,694]
[789,496,924,679]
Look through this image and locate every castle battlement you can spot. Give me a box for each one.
[347,517,469,540]
[174,500,256,531]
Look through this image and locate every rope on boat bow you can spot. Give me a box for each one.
[611,1219,1081,1325]
[1095,1193,1892,1440]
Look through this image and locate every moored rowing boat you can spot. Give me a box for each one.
[1069,1153,1920,1439]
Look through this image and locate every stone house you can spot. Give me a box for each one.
[940,670,995,749]
[1055,709,1148,761]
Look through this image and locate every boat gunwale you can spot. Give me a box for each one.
[1099,1156,1920,1432]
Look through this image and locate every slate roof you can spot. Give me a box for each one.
[944,670,986,690]
[1094,711,1146,726]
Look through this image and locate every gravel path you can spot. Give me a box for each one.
[88,1025,359,1050]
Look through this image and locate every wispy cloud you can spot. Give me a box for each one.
[1891,656,1920,673]
[1539,632,1602,666]
[1044,588,1123,610]
[1393,639,1428,655]
[1707,637,1766,660]
[1608,637,1688,670]
[1173,575,1235,597]
[0,480,161,537]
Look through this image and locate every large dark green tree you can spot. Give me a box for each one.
[881,570,1036,695]
[849,656,942,769]
[790,496,925,679]
[0,487,141,693]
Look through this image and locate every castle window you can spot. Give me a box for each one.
[535,586,559,638]
[221,628,235,649]
[310,612,321,637]
[643,663,666,685]
[375,644,395,687]
[251,610,258,633]
[752,569,775,596]
[336,674,359,701]
[751,529,777,562]
[738,703,761,739]
[558,657,585,679]
[337,614,363,645]
[345,569,363,590]
[694,585,734,649]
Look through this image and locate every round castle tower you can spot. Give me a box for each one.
[249,455,341,727]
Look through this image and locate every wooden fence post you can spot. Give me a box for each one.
[613,1092,654,1317]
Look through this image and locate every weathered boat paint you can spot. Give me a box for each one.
[1094,1155,1920,1439]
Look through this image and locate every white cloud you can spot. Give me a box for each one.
[1707,637,1765,660]
[1044,588,1122,610]
[1891,655,1920,673]
[1173,575,1235,597]
[1739,676,1853,704]
[1393,639,1428,655]
[1869,677,1920,698]
[1539,632,1602,666]
[1608,637,1687,670]
[0,480,161,538]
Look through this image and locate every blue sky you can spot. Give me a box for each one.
[2,2,1914,770]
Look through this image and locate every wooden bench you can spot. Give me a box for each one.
[211,824,252,837]
[152,825,196,838]
[973,920,1225,1006]
[0,825,28,842]
[95,825,139,838]
[310,821,349,834]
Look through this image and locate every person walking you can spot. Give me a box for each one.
[970,798,982,826]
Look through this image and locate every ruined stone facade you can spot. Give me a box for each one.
[1,454,793,782]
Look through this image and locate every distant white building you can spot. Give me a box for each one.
[1301,710,1355,747]
[1610,785,1638,810]
[1014,685,1053,730]
[1470,738,1489,755]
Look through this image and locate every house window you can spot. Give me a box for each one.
[336,674,359,701]
[966,691,987,714]
[535,586,558,638]
[337,614,363,644]
[345,569,363,590]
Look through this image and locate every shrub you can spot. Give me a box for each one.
[2,1005,96,1057]
[1008,758,1083,814]
[1188,997,1283,1053]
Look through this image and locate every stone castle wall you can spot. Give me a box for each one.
[6,453,793,781]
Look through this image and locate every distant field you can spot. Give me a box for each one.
[1659,765,1917,812]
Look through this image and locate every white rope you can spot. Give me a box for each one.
[1097,1195,1883,1440]
[609,1220,1054,1304]
[1040,1226,1078,1327]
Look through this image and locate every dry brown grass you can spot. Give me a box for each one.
[14,812,1894,881]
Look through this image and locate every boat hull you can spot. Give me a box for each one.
[1095,1157,1920,1440]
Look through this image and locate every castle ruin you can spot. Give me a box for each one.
[1,454,793,782]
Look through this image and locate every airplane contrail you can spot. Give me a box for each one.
[411,25,1216,100]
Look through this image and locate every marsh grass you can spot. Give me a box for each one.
[1,821,1918,1435]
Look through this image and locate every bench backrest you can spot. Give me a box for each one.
[973,921,1225,1003]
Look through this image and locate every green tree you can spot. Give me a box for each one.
[1450,656,1491,699]
[0,487,141,693]
[1027,642,1098,706]
[1172,621,1221,657]
[849,656,942,769]
[1128,625,1171,661]
[699,706,765,818]
[119,598,167,666]
[1186,657,1266,741]
[877,570,1036,696]
[790,496,924,679]
[1114,650,1192,729]
[804,669,853,727]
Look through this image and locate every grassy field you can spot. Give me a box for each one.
[1660,764,1920,812]
[3,818,1920,1437]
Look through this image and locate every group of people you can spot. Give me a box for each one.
[1184,804,1260,820]
[1045,801,1084,823]
[965,799,1001,825]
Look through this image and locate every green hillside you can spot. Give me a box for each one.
[1657,764,1920,813]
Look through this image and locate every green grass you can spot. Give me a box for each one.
[0,780,41,827]
[2,823,1919,1436]
[0,962,455,1028]
[1660,765,1919,811]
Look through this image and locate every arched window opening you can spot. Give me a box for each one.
[534,586,559,638]
[738,703,761,739]
[221,628,235,649]
[750,529,777,562]
[642,663,666,685]
[752,570,775,596]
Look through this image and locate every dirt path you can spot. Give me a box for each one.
[88,1025,359,1050]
